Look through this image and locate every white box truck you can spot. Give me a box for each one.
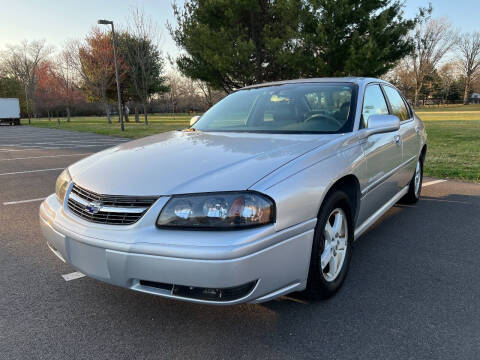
[0,98,21,125]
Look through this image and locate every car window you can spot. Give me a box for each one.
[383,86,410,121]
[201,90,258,128]
[194,83,357,134]
[361,85,389,128]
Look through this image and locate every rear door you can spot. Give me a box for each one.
[382,85,417,187]
[357,84,403,225]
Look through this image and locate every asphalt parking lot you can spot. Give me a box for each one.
[1,126,479,360]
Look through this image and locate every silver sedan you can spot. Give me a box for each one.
[40,77,427,304]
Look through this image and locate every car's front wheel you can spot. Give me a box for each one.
[306,190,353,300]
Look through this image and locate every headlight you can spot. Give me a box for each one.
[157,192,275,229]
[55,169,71,203]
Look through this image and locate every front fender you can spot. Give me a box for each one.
[252,142,365,232]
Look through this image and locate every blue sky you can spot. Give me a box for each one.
[0,0,477,59]
[0,0,185,56]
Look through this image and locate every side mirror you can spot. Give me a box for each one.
[359,114,400,138]
[190,115,200,126]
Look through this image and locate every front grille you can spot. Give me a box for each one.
[67,183,158,225]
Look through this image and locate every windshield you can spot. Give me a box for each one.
[193,83,357,134]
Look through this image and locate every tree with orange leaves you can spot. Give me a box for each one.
[35,60,62,121]
[35,57,85,122]
[76,28,128,123]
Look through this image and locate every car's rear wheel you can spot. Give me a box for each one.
[306,191,353,300]
[402,158,423,204]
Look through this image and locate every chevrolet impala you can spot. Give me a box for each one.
[40,78,427,304]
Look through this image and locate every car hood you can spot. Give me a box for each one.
[69,131,341,196]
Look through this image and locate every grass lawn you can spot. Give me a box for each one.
[415,104,480,112]
[22,109,480,182]
[21,114,191,139]
[416,110,480,182]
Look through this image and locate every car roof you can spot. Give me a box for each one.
[240,77,390,90]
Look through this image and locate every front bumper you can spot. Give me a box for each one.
[40,194,315,304]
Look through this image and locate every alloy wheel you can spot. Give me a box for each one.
[414,160,422,197]
[320,208,348,282]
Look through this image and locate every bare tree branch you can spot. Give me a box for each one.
[406,18,456,106]
[123,7,167,125]
[1,40,52,122]
[457,32,480,104]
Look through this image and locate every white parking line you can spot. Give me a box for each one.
[0,139,126,145]
[62,272,86,281]
[0,146,50,151]
[0,167,64,176]
[0,153,92,161]
[0,146,104,151]
[422,179,447,187]
[3,197,46,205]
[0,136,127,140]
[1,139,126,146]
[0,148,31,152]
[1,143,117,148]
[0,148,66,152]
[0,145,109,151]
[5,143,118,150]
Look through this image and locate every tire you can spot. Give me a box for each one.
[401,157,423,204]
[306,190,353,300]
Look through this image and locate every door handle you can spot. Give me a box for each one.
[415,127,421,135]
[394,135,401,145]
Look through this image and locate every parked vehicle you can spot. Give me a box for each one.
[0,98,20,125]
[40,78,427,304]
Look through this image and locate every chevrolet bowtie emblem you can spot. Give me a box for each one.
[85,201,102,214]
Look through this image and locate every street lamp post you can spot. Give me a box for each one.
[98,19,124,131]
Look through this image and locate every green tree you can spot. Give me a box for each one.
[170,0,423,92]
[300,0,420,78]
[170,0,304,92]
[117,28,168,125]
